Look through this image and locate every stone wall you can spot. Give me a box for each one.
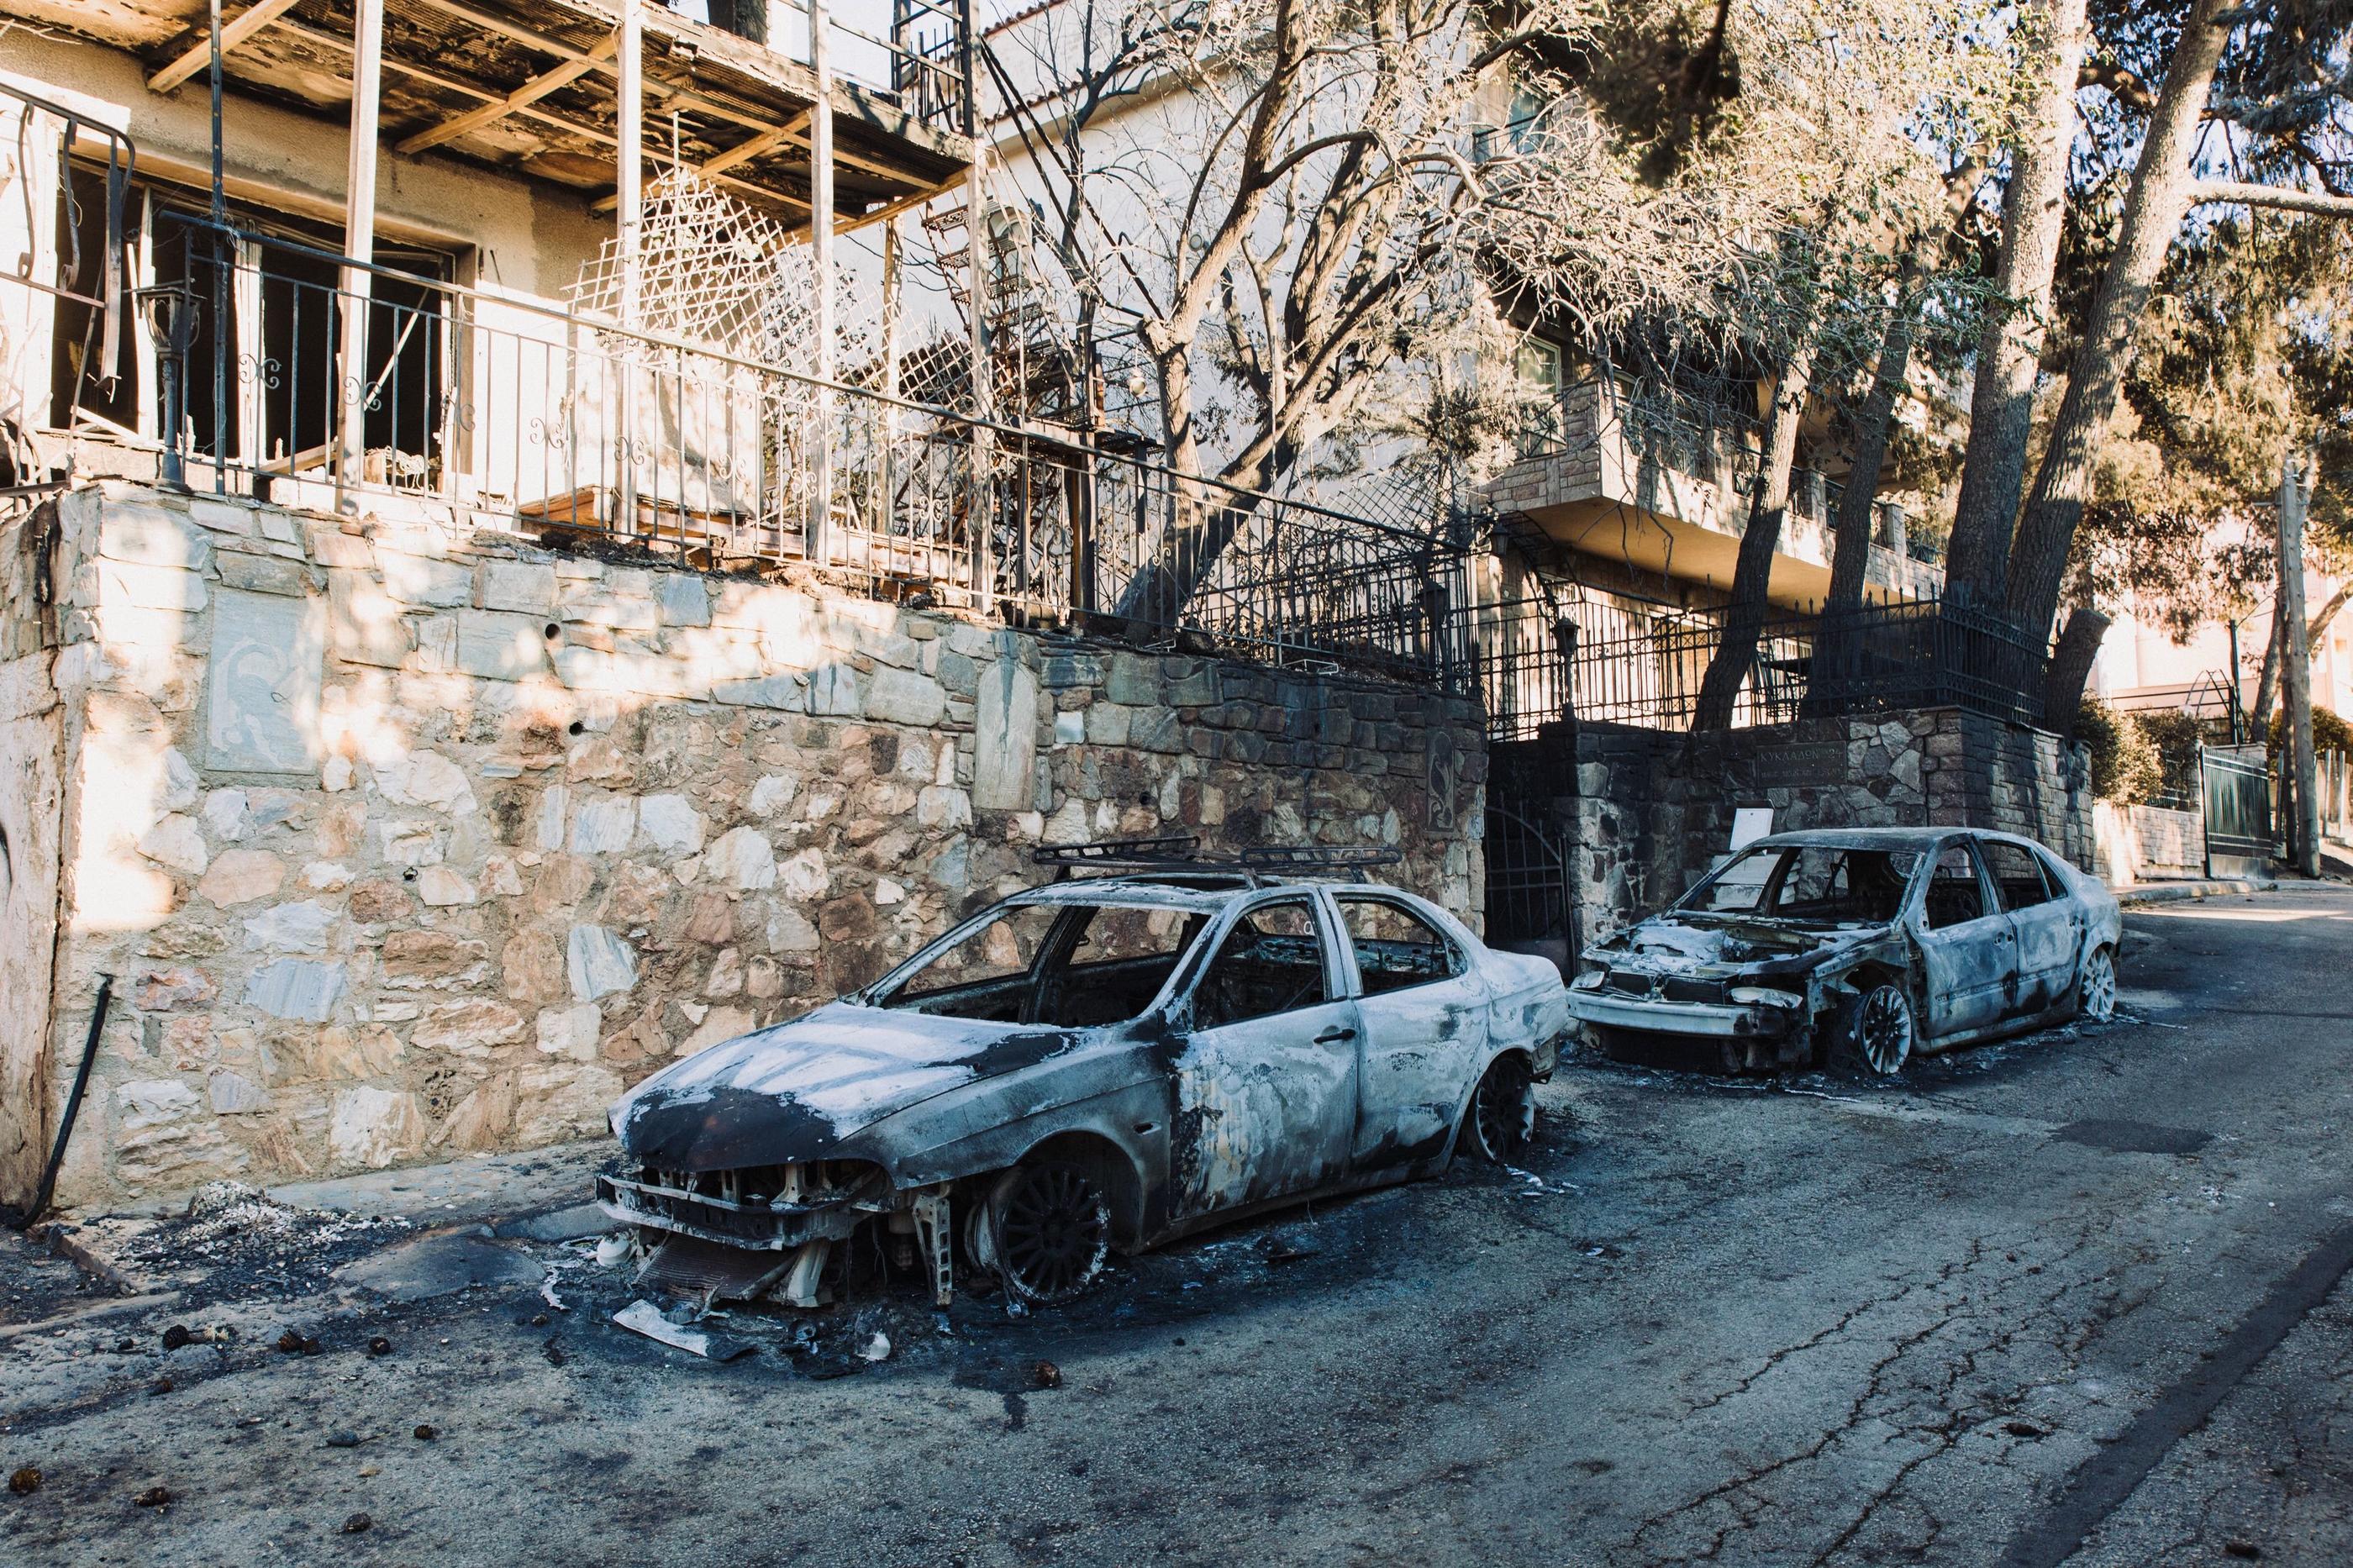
[0,505,63,1202]
[1516,708,2092,945]
[2093,800,2205,886]
[19,482,1482,1210]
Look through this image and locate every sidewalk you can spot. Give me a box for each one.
[2114,876,2277,907]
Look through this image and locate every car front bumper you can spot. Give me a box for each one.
[1566,990,1803,1039]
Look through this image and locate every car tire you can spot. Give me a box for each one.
[1463,1052,1536,1163]
[1834,981,1915,1076]
[976,1161,1111,1308]
[2077,944,2118,1023]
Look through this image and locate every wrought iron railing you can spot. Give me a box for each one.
[139,218,1461,682]
[1464,594,2054,739]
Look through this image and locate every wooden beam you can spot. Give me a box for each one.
[266,15,811,214]
[589,111,810,213]
[148,0,302,94]
[395,30,618,155]
[406,0,928,186]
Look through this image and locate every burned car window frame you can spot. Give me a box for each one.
[1188,895,1338,1030]
[1333,893,1469,997]
[1674,844,1926,926]
[1923,842,1998,930]
[861,895,1216,1028]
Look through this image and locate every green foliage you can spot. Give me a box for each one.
[2080,698,2159,803]
[2134,708,2205,802]
[2079,697,2214,804]
[2268,706,2353,758]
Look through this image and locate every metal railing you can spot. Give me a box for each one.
[1465,594,2053,738]
[143,218,1460,681]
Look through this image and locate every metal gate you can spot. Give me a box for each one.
[1482,793,1577,976]
[2200,746,2272,877]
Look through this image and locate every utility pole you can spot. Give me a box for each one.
[2280,448,2321,876]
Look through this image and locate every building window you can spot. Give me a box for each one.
[50,172,457,487]
[1516,337,1565,459]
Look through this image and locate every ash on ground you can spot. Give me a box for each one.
[84,1183,413,1298]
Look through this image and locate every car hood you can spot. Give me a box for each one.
[608,1002,1084,1173]
[1594,914,1894,973]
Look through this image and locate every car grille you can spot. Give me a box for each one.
[597,1160,885,1244]
[1605,969,1728,1006]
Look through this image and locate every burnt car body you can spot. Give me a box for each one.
[597,860,1570,1308]
[1567,828,2121,1074]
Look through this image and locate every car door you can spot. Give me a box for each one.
[1330,892,1489,1171]
[1167,893,1361,1219]
[1979,838,2076,1012]
[1912,840,2017,1037]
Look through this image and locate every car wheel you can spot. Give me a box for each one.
[1837,982,1915,1076]
[979,1161,1111,1308]
[2078,944,2118,1023]
[1463,1052,1536,1163]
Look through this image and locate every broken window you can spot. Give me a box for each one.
[877,901,1208,1027]
[1981,841,2056,910]
[1193,900,1329,1029]
[50,176,455,486]
[49,166,142,438]
[1924,845,1991,929]
[1335,897,1463,996]
[881,902,1062,1021]
[1045,905,1204,1028]
[1677,845,1920,924]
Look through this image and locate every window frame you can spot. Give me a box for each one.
[1183,892,1345,1032]
[1331,892,1468,1000]
[1923,840,1999,931]
[1980,837,2058,913]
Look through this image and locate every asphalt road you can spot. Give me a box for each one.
[6,885,2353,1567]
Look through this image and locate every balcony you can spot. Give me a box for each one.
[1486,376,1943,608]
[19,0,972,220]
[87,219,1466,683]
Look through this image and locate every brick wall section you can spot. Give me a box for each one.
[26,483,1482,1208]
[1552,708,2092,944]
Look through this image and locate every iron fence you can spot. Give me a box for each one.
[1468,594,2053,737]
[141,218,1461,682]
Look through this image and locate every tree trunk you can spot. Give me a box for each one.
[1940,0,2092,609]
[2042,606,2109,733]
[1805,283,1919,718]
[1692,345,1813,732]
[2002,0,2235,642]
[2280,451,2320,876]
[2250,608,2282,736]
[1824,278,1919,616]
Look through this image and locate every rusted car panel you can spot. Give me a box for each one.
[598,872,1570,1308]
[1567,828,2121,1073]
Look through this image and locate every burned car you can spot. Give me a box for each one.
[1568,828,2120,1075]
[597,842,1571,1309]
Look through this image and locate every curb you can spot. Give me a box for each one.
[2115,878,2274,907]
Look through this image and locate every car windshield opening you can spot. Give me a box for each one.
[1677,845,1922,925]
[877,902,1206,1026]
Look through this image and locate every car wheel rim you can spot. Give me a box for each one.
[1474,1057,1534,1160]
[1859,987,1912,1075]
[2083,950,2116,1021]
[993,1166,1109,1305]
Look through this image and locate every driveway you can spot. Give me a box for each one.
[5,885,2351,1566]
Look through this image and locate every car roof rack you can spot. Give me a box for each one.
[1031,836,1405,886]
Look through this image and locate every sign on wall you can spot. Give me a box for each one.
[205,588,326,776]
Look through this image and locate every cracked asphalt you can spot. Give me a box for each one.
[6,884,2353,1566]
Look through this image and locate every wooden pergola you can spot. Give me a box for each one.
[121,0,973,229]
